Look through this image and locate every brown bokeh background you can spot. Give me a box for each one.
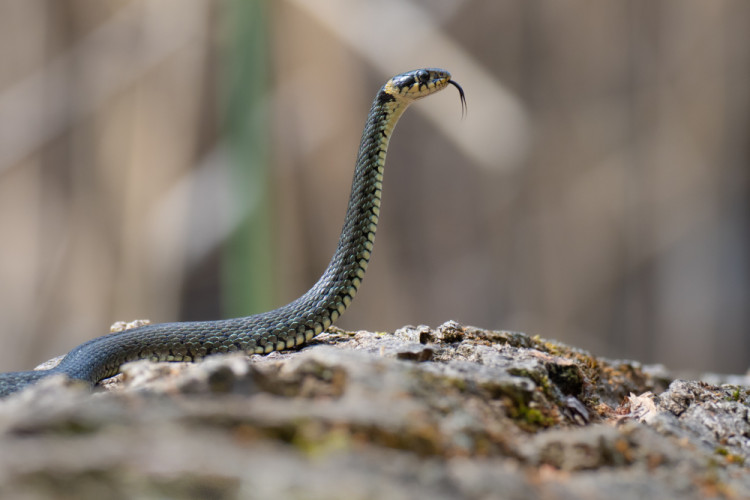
[0,0,748,373]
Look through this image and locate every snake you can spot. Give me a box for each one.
[0,68,465,397]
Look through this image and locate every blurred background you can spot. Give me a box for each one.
[0,0,748,374]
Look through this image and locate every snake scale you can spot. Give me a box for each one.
[0,68,465,397]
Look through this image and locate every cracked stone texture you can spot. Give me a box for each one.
[0,321,747,499]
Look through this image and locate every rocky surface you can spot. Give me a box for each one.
[0,321,747,499]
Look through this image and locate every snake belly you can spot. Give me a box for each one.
[0,68,465,397]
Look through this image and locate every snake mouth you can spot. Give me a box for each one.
[448,80,467,117]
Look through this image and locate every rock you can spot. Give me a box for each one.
[0,322,747,499]
[629,380,750,464]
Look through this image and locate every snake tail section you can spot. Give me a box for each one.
[0,69,461,397]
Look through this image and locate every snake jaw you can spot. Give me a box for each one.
[383,68,465,117]
[385,68,453,100]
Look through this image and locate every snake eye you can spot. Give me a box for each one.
[416,70,430,84]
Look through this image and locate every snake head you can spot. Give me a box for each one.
[383,68,466,115]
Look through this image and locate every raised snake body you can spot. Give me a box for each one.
[0,68,465,397]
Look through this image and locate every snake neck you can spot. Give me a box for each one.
[271,92,409,344]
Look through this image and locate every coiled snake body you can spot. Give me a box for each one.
[0,68,465,397]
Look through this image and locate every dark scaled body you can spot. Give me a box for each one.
[0,69,464,397]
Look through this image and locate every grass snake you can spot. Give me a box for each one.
[0,68,465,397]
